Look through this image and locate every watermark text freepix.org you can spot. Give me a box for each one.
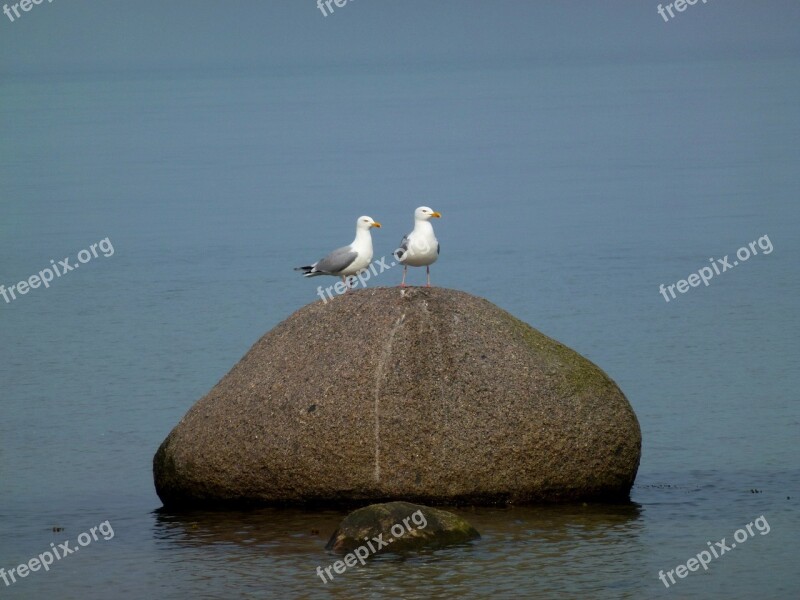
[657,0,711,23]
[3,0,54,24]
[316,509,427,583]
[315,236,437,303]
[1,520,114,587]
[1,237,114,305]
[659,234,772,303]
[316,0,354,18]
[658,515,769,588]
[315,254,396,303]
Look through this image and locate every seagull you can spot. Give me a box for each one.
[395,206,441,287]
[295,216,381,290]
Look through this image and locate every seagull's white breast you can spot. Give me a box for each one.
[401,222,438,267]
[340,230,374,275]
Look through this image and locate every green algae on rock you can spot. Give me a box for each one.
[325,501,480,554]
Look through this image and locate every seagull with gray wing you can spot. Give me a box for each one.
[295,216,381,290]
[395,206,441,287]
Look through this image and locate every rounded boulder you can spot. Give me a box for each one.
[154,287,641,508]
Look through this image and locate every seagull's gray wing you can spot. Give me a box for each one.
[312,245,358,275]
[394,233,410,261]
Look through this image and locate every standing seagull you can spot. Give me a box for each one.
[395,206,441,287]
[295,216,381,290]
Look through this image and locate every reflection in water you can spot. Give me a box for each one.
[153,507,345,551]
[150,503,646,598]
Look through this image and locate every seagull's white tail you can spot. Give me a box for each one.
[295,266,321,277]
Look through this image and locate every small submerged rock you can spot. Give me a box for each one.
[325,501,479,554]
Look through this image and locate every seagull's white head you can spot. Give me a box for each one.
[356,216,381,230]
[415,206,441,221]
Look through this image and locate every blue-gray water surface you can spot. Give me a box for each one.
[1,5,799,599]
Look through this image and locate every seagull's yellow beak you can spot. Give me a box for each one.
[372,221,382,228]
[431,211,442,218]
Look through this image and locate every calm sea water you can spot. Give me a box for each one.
[1,56,798,599]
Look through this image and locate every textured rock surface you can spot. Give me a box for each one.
[154,287,641,508]
[325,501,479,554]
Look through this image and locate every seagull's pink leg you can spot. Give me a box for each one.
[400,265,408,287]
[426,265,431,287]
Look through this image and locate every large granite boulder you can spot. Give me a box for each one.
[154,287,641,508]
